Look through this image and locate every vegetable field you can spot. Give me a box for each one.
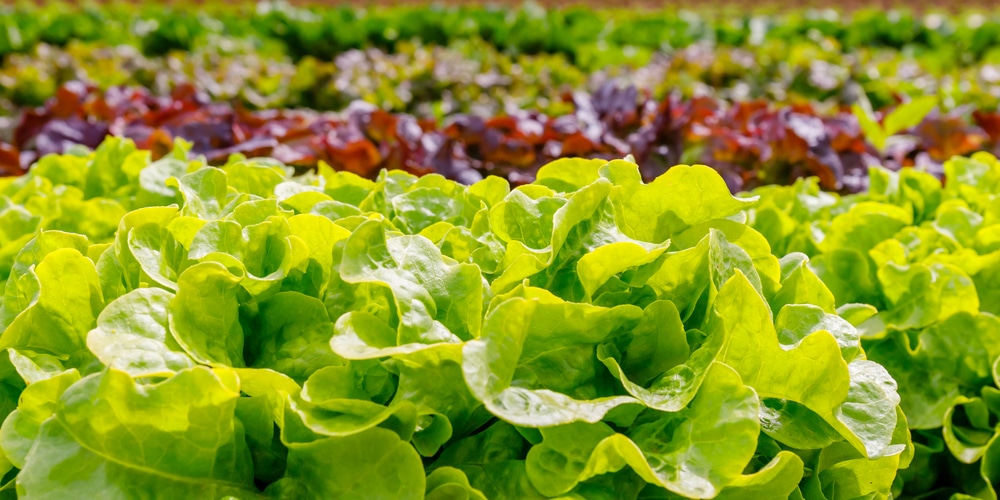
[0,2,999,499]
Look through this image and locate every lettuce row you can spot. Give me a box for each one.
[0,138,907,498]
[750,152,1000,498]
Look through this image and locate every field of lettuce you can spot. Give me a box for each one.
[1,2,1000,499]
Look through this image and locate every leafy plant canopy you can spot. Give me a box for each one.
[0,137,925,498]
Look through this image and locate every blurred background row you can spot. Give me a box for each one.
[4,1,1000,193]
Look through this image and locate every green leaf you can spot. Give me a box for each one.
[333,219,484,355]
[523,362,759,498]
[883,95,937,137]
[643,238,712,323]
[617,300,690,386]
[775,304,862,362]
[125,207,185,290]
[389,179,479,234]
[535,158,607,192]
[943,398,995,464]
[168,262,246,367]
[389,344,487,454]
[285,385,417,446]
[577,241,668,301]
[759,399,843,451]
[0,248,104,358]
[15,367,258,498]
[233,367,301,426]
[425,467,488,500]
[284,214,350,296]
[714,451,805,499]
[168,167,243,220]
[711,271,874,456]
[820,202,912,255]
[866,312,1000,430]
[860,262,979,335]
[0,369,80,469]
[851,103,887,152]
[86,287,194,377]
[430,422,544,499]
[463,295,642,427]
[136,157,185,207]
[275,427,425,499]
[0,231,91,330]
[6,349,67,385]
[235,395,288,486]
[811,442,901,500]
[771,253,837,314]
[223,161,287,198]
[602,162,758,243]
[83,137,137,199]
[244,292,341,383]
[838,360,904,459]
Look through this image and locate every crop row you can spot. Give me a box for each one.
[0,41,1000,118]
[2,81,997,194]
[6,3,1000,65]
[0,137,996,497]
[5,37,1000,119]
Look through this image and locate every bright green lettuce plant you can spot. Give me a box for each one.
[750,152,1000,498]
[0,138,908,498]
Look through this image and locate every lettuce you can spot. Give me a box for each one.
[750,152,1000,497]
[0,138,908,498]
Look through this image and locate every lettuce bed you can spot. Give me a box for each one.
[750,155,1000,497]
[7,4,1000,64]
[0,137,994,498]
[3,81,992,199]
[6,33,1000,117]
